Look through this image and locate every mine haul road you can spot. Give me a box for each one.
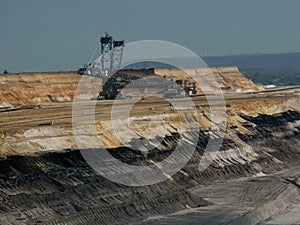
[0,90,298,132]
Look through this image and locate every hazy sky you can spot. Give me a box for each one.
[0,0,299,72]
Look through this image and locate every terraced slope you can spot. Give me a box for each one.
[0,67,299,224]
[0,93,299,224]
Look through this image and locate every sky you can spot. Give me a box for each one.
[0,0,299,72]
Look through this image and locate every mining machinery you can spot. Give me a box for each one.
[78,33,125,77]
[79,34,197,100]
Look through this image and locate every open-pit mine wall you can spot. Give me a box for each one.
[0,67,299,225]
[0,66,261,108]
[0,94,299,224]
[0,72,101,107]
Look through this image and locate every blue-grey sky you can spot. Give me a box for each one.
[0,0,299,72]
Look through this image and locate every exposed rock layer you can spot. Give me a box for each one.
[0,98,299,224]
[0,68,299,224]
[0,66,261,108]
